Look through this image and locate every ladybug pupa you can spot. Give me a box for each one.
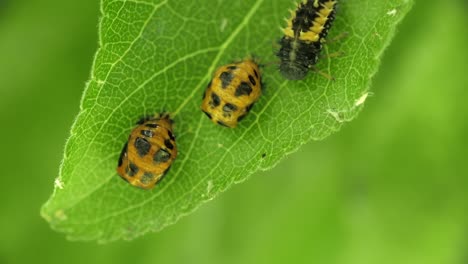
[117,114,177,190]
[201,58,262,128]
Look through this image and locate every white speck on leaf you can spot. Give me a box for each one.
[355,93,369,106]
[54,178,64,189]
[54,210,67,221]
[220,18,228,32]
[387,9,397,16]
[374,31,383,40]
[206,180,213,197]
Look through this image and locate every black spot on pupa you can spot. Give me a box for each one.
[137,116,154,125]
[163,164,172,175]
[162,114,174,124]
[168,130,175,141]
[134,137,151,157]
[154,148,171,163]
[126,163,139,177]
[164,139,174,150]
[140,172,155,184]
[202,81,211,99]
[217,120,229,127]
[235,82,252,97]
[248,75,256,86]
[237,114,247,122]
[211,92,221,107]
[136,118,147,125]
[157,165,172,184]
[145,123,159,128]
[253,69,259,78]
[227,65,237,70]
[220,71,234,88]
[223,103,237,112]
[120,176,129,183]
[141,130,153,138]
[118,142,128,166]
[202,110,212,120]
[246,103,254,112]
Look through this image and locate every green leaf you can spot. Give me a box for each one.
[41,0,413,242]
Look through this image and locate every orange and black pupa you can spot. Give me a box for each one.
[117,114,177,190]
[201,58,262,128]
[277,0,338,80]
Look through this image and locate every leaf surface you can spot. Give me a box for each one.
[41,0,413,242]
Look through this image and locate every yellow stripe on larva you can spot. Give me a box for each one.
[309,21,324,34]
[315,14,328,25]
[320,6,333,17]
[283,18,295,38]
[284,0,337,42]
[298,0,336,42]
[299,31,320,42]
[323,0,336,9]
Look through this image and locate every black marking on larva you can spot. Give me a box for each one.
[168,130,175,141]
[277,37,320,80]
[154,148,171,163]
[140,172,155,184]
[202,110,213,120]
[237,114,247,122]
[223,103,237,112]
[141,130,153,138]
[253,69,258,78]
[134,137,151,157]
[217,120,229,127]
[292,0,336,34]
[210,92,221,107]
[227,65,237,70]
[145,123,159,128]
[220,71,234,88]
[278,0,337,80]
[126,162,139,177]
[118,142,128,167]
[235,82,252,97]
[164,139,174,150]
[248,75,256,86]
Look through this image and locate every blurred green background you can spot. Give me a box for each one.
[1,1,467,264]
